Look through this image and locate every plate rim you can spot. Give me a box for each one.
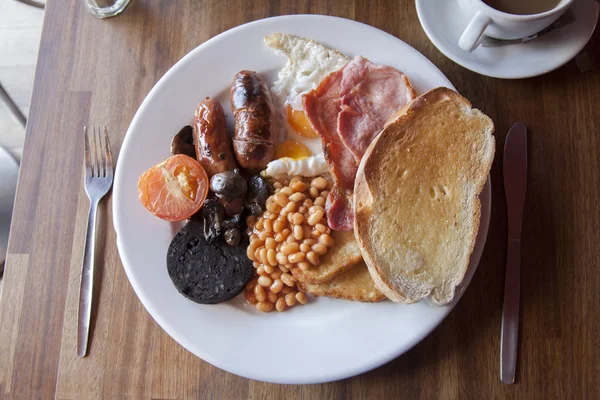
[112,14,491,384]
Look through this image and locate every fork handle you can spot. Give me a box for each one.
[77,199,99,357]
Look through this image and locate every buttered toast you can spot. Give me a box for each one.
[291,230,362,284]
[354,87,494,305]
[297,261,385,302]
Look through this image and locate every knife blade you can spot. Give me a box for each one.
[501,122,527,384]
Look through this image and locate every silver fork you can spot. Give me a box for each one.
[77,126,113,358]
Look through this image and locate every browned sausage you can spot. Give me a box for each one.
[230,71,277,171]
[193,98,238,177]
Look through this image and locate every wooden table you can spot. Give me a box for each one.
[1,1,599,398]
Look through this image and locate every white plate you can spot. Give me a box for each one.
[416,0,599,79]
[113,15,491,384]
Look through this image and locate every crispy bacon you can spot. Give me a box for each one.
[304,56,415,231]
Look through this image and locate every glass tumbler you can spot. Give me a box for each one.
[84,0,130,19]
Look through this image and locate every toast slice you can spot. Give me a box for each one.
[291,230,362,284]
[354,87,494,305]
[297,261,385,302]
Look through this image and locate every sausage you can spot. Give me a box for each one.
[230,71,277,171]
[193,98,238,177]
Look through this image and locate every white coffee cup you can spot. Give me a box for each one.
[458,0,575,52]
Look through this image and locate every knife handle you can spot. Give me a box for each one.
[501,238,521,384]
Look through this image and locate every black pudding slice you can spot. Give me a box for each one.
[167,219,253,304]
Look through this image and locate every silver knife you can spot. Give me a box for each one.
[501,122,527,384]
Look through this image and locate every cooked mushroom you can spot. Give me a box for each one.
[170,125,196,158]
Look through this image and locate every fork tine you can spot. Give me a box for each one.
[97,126,106,178]
[93,127,100,178]
[84,126,92,177]
[103,127,113,178]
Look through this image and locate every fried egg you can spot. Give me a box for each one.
[263,33,348,177]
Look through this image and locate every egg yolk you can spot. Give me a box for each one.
[287,104,319,139]
[275,140,311,160]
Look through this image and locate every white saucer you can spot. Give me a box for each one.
[0,146,18,267]
[416,0,599,79]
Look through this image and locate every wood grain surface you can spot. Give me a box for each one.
[1,0,599,399]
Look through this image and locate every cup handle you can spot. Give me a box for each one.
[458,12,492,52]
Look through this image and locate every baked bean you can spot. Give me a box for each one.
[311,229,321,238]
[280,187,293,195]
[258,275,273,287]
[268,213,277,221]
[273,181,283,189]
[312,243,328,255]
[309,186,319,198]
[320,190,329,199]
[276,252,288,265]
[296,292,308,304]
[254,248,262,261]
[281,242,299,255]
[264,218,273,232]
[267,249,278,266]
[286,234,296,244]
[273,220,285,233]
[309,205,324,215]
[259,248,269,265]
[303,238,317,246]
[256,301,273,312]
[285,292,297,306]
[299,243,311,253]
[291,181,307,193]
[297,261,310,271]
[308,209,324,225]
[292,212,304,225]
[270,279,284,294]
[263,210,272,219]
[256,265,265,275]
[266,202,281,213]
[276,297,287,312]
[314,197,326,207]
[311,177,328,190]
[290,175,303,185]
[315,223,329,233]
[274,233,285,243]
[303,199,314,208]
[250,233,258,241]
[255,218,264,231]
[298,206,307,214]
[267,291,278,303]
[281,273,295,287]
[264,264,275,274]
[247,246,257,261]
[271,269,282,280]
[319,234,335,247]
[284,202,297,213]
[287,212,294,223]
[289,192,305,203]
[258,230,269,241]
[274,193,288,207]
[288,252,305,263]
[293,225,304,240]
[307,251,319,265]
[265,238,277,250]
[281,286,292,295]
[254,285,266,302]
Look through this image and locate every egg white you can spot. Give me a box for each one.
[264,33,349,156]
